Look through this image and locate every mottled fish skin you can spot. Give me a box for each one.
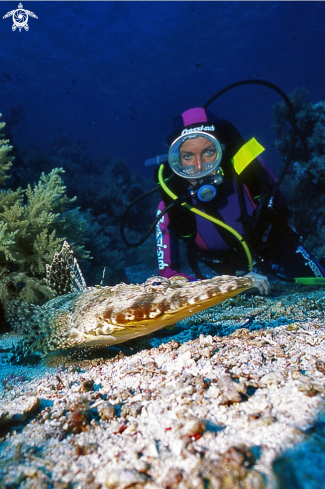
[6,275,254,359]
[5,242,257,360]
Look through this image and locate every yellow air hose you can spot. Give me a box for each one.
[158,164,253,272]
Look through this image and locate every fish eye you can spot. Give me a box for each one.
[144,277,170,287]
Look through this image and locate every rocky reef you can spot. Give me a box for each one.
[272,89,325,266]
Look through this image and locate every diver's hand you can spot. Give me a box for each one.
[245,272,270,295]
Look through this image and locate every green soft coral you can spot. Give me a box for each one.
[273,90,325,265]
[0,114,90,303]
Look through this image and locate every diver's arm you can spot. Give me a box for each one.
[239,157,273,206]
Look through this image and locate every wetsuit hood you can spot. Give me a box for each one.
[167,107,227,145]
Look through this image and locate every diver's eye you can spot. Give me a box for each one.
[182,154,193,161]
[204,148,216,157]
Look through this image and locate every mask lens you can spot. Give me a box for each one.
[168,132,222,179]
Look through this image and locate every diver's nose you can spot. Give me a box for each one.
[194,156,203,171]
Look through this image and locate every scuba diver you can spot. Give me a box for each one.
[120,80,325,286]
[155,106,325,282]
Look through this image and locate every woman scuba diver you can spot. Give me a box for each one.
[120,80,325,284]
[155,106,325,281]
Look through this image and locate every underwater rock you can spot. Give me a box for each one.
[97,401,116,421]
[0,396,40,435]
[217,374,242,405]
[103,468,148,488]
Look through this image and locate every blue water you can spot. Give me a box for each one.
[1,1,324,176]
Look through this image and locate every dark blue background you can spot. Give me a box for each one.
[1,1,324,176]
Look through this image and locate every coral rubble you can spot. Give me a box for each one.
[0,285,325,487]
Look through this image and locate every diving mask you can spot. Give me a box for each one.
[168,131,222,180]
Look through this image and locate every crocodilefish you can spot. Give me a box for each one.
[5,242,269,361]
